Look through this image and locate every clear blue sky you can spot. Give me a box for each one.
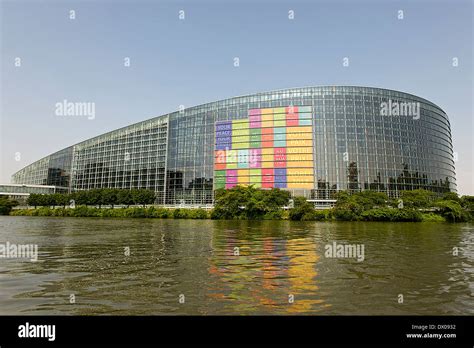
[1,0,472,194]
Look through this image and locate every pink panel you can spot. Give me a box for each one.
[249,115,261,123]
[248,109,261,116]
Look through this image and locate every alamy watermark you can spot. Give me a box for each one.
[55,99,95,120]
[0,241,38,262]
[380,99,420,120]
[324,241,365,262]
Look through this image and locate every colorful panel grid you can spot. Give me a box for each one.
[214,106,314,189]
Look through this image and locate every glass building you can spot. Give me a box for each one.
[11,86,456,205]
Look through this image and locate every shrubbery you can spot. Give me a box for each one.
[211,185,290,220]
[27,188,156,208]
[10,206,209,219]
[360,208,423,222]
[8,187,473,223]
[0,196,18,215]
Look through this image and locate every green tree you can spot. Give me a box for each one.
[436,200,468,222]
[101,188,118,207]
[0,196,18,215]
[441,191,461,203]
[211,185,289,220]
[289,196,314,221]
[27,194,41,208]
[117,190,133,207]
[400,189,436,208]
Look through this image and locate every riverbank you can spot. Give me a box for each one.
[9,206,455,222]
[3,187,473,222]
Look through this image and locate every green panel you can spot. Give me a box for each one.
[274,120,286,127]
[250,169,262,177]
[250,134,261,142]
[214,176,226,184]
[249,128,261,136]
[250,141,261,148]
[214,182,225,189]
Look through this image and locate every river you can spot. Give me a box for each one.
[0,217,473,315]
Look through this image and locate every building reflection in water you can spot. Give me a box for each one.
[207,223,326,314]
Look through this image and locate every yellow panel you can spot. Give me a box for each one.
[262,148,274,155]
[261,108,273,115]
[226,150,237,162]
[232,142,248,149]
[286,132,313,140]
[262,154,273,162]
[287,154,313,161]
[287,126,312,133]
[286,161,314,168]
[262,161,273,168]
[287,147,313,154]
[287,139,312,147]
[238,169,249,177]
[262,114,273,122]
[232,120,249,130]
[261,120,273,128]
[287,168,314,176]
[287,182,314,189]
[237,176,249,184]
[287,176,314,183]
[232,135,250,143]
[232,128,250,136]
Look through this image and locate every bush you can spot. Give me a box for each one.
[188,209,209,219]
[392,209,423,222]
[435,200,469,222]
[288,197,314,221]
[360,208,392,221]
[213,186,289,220]
[359,208,423,222]
[151,208,170,218]
[333,202,363,221]
[421,213,446,222]
[0,197,18,215]
[263,210,284,220]
[302,210,329,221]
[172,208,188,219]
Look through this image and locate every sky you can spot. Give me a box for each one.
[1,0,472,194]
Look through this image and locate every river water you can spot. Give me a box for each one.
[0,216,473,315]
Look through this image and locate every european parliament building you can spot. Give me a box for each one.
[12,86,456,206]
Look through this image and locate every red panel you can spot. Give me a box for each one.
[274,154,287,161]
[274,148,286,155]
[274,161,286,168]
[262,168,274,176]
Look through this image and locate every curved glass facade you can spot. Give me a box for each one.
[12,86,456,205]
